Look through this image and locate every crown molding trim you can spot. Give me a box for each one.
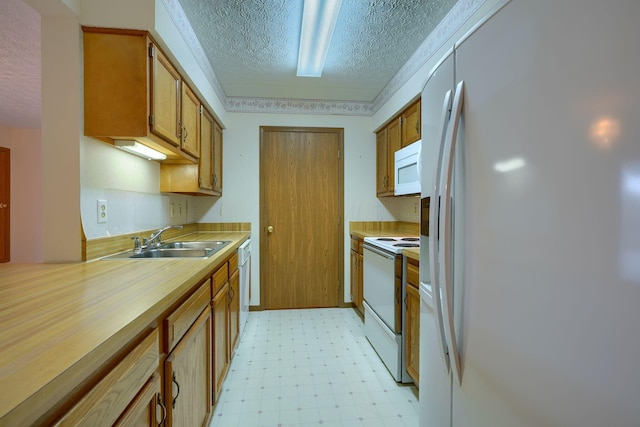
[161,0,486,116]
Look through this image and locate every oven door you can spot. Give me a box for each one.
[363,243,400,333]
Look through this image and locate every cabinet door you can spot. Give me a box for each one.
[199,108,214,191]
[350,249,358,307]
[180,82,200,158]
[387,117,401,192]
[212,283,230,403]
[150,44,181,147]
[114,373,164,427]
[376,128,388,194]
[164,308,212,427]
[229,268,240,355]
[212,120,223,195]
[401,100,421,147]
[54,330,159,426]
[405,283,420,385]
[357,251,364,313]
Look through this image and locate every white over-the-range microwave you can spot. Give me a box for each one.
[394,140,421,195]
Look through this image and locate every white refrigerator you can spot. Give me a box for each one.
[419,0,640,426]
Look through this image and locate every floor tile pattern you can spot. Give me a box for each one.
[210,308,418,426]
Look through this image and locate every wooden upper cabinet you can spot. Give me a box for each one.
[376,127,389,195]
[159,107,222,196]
[375,98,421,197]
[376,118,401,196]
[180,82,201,158]
[150,44,181,147]
[212,120,223,195]
[401,100,421,147]
[82,27,196,163]
[198,108,215,192]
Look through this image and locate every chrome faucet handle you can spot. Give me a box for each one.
[131,236,142,253]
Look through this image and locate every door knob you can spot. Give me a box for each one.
[267,225,274,233]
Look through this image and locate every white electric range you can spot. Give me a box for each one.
[362,236,419,383]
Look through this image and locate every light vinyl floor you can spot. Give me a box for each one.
[210,308,418,427]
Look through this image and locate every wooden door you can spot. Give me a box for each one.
[0,147,9,263]
[150,44,181,146]
[260,127,344,309]
[164,308,212,427]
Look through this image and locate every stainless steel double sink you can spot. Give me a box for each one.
[102,240,231,260]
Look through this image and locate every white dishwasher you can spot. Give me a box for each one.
[238,239,251,335]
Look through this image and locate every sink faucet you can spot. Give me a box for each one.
[147,225,183,247]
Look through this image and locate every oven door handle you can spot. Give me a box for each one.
[363,244,396,260]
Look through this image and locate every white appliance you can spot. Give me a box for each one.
[238,239,251,335]
[394,140,421,195]
[419,0,640,426]
[363,236,419,383]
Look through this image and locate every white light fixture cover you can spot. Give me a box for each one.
[114,140,167,161]
[297,0,342,77]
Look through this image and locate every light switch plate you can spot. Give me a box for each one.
[97,199,108,223]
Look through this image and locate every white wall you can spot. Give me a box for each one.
[0,125,43,263]
[80,137,193,239]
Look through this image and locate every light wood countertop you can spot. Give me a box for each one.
[403,247,420,262]
[0,231,249,424]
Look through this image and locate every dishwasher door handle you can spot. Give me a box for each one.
[363,244,395,260]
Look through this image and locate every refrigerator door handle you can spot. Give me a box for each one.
[429,89,453,374]
[440,80,465,386]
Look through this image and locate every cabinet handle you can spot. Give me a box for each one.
[416,119,420,134]
[156,393,167,426]
[177,121,182,137]
[172,372,180,409]
[183,125,188,142]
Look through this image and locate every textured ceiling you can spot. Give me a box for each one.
[0,0,40,129]
[177,0,457,102]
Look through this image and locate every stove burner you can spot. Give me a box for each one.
[400,237,419,242]
[376,238,397,241]
[394,243,419,248]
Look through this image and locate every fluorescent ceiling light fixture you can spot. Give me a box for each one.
[297,0,342,77]
[114,140,167,160]
[493,157,526,173]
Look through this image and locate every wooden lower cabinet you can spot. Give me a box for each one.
[350,236,364,316]
[114,373,164,427]
[54,330,160,426]
[405,258,420,385]
[212,282,230,403]
[164,308,212,427]
[229,268,240,354]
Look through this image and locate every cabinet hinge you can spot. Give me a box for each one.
[149,115,154,126]
[148,44,154,58]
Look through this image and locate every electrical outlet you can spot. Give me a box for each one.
[97,199,108,223]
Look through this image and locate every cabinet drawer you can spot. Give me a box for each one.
[228,252,239,273]
[407,259,420,288]
[350,238,360,252]
[212,262,229,294]
[164,280,211,353]
[54,329,160,426]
